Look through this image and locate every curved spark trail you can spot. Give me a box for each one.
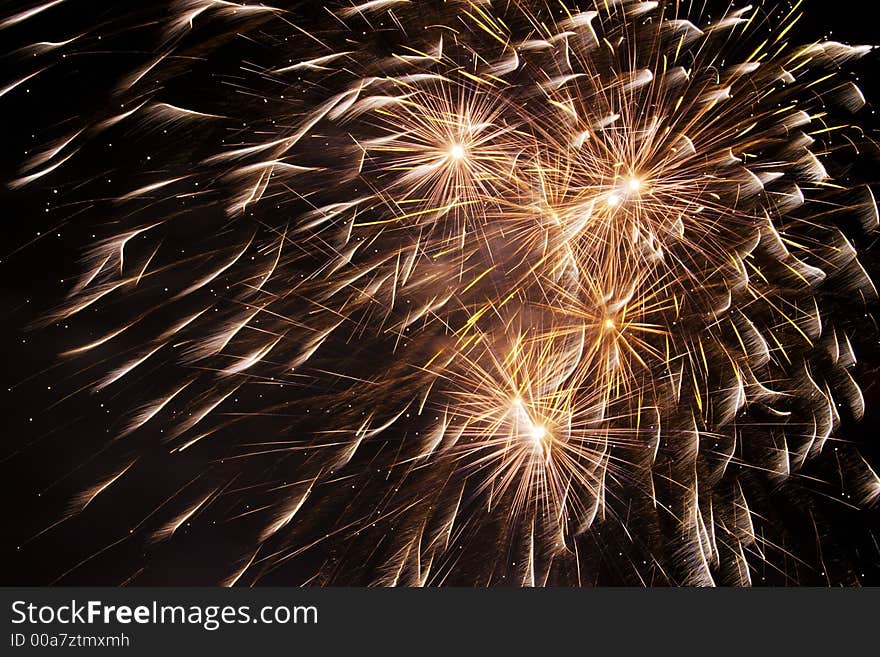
[4,0,880,586]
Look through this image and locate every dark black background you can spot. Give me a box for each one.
[1,0,880,586]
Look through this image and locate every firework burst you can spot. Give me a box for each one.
[4,0,880,586]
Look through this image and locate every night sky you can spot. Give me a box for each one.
[2,0,880,586]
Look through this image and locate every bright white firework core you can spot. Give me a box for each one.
[449,143,466,160]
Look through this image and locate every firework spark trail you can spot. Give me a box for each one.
[4,0,879,585]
